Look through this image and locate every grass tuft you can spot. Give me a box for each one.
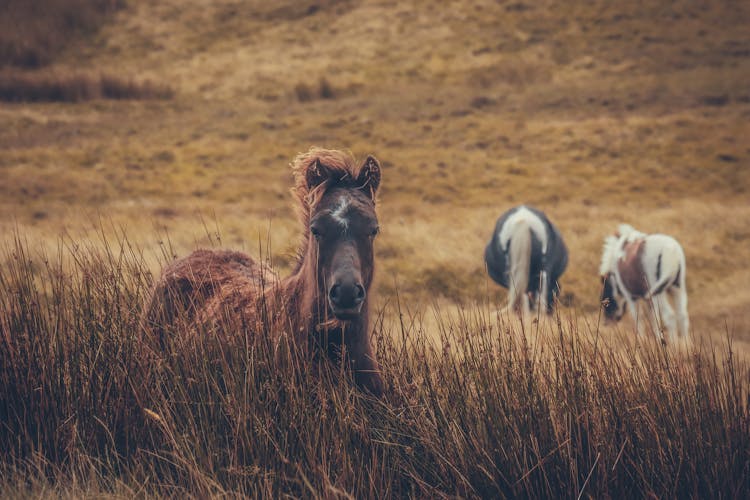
[0,70,174,102]
[294,77,347,102]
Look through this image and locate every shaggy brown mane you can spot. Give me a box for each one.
[291,147,361,223]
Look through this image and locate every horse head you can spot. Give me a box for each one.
[301,153,381,321]
[600,273,627,322]
[600,233,628,322]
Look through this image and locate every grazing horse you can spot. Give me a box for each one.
[484,205,568,316]
[599,224,689,340]
[142,148,384,396]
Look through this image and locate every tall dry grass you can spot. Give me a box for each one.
[0,233,748,497]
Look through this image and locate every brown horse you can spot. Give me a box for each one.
[141,148,384,395]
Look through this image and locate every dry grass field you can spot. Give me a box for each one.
[1,0,749,497]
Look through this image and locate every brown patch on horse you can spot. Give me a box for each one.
[617,238,648,298]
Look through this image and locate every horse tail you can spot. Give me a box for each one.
[508,226,532,313]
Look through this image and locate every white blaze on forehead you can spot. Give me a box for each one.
[331,195,351,229]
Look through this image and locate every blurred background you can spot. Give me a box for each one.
[1,0,749,348]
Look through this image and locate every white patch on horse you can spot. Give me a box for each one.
[331,195,351,230]
[599,235,620,276]
[498,206,549,252]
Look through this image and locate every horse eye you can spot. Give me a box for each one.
[370,227,380,237]
[310,226,322,239]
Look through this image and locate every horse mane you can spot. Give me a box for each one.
[291,147,360,221]
[600,224,648,275]
[617,223,646,242]
[599,235,621,276]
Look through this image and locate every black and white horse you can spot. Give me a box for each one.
[484,205,568,316]
[600,224,689,340]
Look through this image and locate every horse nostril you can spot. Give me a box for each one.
[329,284,342,305]
[354,284,366,304]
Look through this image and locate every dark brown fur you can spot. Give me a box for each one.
[141,148,384,396]
[617,238,648,298]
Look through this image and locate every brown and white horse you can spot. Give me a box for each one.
[142,148,384,395]
[600,224,689,340]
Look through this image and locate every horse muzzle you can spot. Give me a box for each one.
[328,281,366,320]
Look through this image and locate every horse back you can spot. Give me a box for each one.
[142,249,275,335]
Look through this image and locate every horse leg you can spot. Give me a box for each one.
[670,286,690,339]
[505,292,516,316]
[654,293,677,341]
[506,281,518,316]
[520,291,531,318]
[538,271,549,316]
[506,282,530,318]
[526,291,536,317]
[625,295,644,336]
[645,295,665,340]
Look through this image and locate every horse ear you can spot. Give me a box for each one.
[357,155,381,198]
[306,158,332,190]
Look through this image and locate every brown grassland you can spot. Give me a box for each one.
[1,0,749,497]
